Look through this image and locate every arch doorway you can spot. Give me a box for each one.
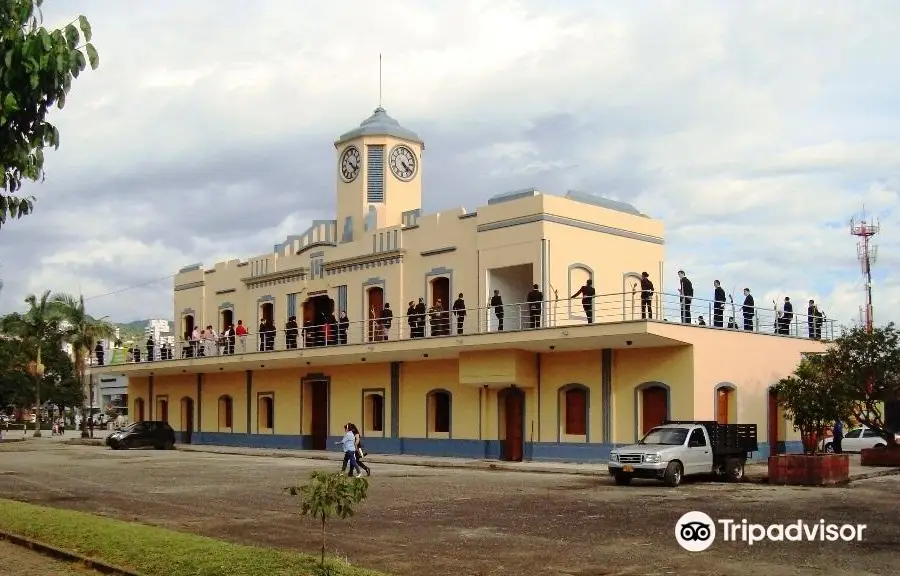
[220,309,233,332]
[182,315,195,339]
[303,295,333,347]
[498,387,525,462]
[259,302,274,325]
[366,287,384,342]
[134,398,145,422]
[716,385,736,424]
[180,397,194,444]
[641,386,668,435]
[156,397,169,423]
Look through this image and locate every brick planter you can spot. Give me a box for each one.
[861,446,900,467]
[768,454,850,486]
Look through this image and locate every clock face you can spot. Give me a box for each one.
[389,145,418,181]
[340,146,361,182]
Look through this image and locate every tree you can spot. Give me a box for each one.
[52,293,114,436]
[1,0,99,228]
[772,354,855,454]
[286,471,369,567]
[825,323,900,446]
[0,289,64,435]
[38,337,80,413]
[0,336,32,408]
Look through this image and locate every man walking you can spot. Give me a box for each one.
[490,290,504,331]
[742,288,755,331]
[337,424,362,477]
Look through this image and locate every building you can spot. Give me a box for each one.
[89,105,834,462]
[145,319,175,348]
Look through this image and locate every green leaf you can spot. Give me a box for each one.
[64,24,79,48]
[78,15,92,42]
[4,50,12,68]
[85,43,99,69]
[3,93,18,112]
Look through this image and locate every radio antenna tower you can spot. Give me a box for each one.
[850,208,880,332]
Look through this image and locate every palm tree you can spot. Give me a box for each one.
[0,290,65,437]
[51,293,116,438]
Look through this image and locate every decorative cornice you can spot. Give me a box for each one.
[241,266,308,286]
[420,246,456,257]
[215,288,236,295]
[174,281,204,292]
[324,249,404,271]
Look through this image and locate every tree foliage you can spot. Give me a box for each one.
[772,354,855,454]
[824,323,900,444]
[286,471,369,568]
[1,0,99,228]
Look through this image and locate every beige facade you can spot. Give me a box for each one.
[173,106,665,342]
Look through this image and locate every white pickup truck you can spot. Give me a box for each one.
[608,420,758,487]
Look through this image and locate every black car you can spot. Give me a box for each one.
[105,421,176,450]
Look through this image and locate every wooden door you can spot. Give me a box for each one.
[768,389,782,454]
[716,388,730,424]
[367,288,384,341]
[310,381,328,450]
[641,387,667,435]
[180,398,193,444]
[503,388,524,462]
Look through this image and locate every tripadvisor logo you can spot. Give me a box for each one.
[675,511,867,551]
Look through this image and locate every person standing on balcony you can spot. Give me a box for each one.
[379,304,393,340]
[526,284,543,328]
[414,298,427,338]
[338,311,349,344]
[284,316,298,349]
[235,320,248,353]
[640,272,654,319]
[678,270,693,324]
[713,280,726,328]
[807,300,819,339]
[571,279,595,323]
[452,293,467,334]
[406,302,417,338]
[490,290,504,331]
[428,301,441,337]
[191,325,201,357]
[146,336,155,362]
[780,297,793,335]
[742,288,755,331]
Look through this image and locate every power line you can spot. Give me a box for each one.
[83,272,177,301]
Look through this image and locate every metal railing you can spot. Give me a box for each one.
[88,291,835,366]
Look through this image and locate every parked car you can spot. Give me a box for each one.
[105,421,176,450]
[823,425,899,453]
[608,420,758,487]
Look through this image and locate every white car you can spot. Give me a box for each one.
[823,425,899,453]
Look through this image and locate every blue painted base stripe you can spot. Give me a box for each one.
[193,433,805,463]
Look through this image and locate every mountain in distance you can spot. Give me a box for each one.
[113,319,174,340]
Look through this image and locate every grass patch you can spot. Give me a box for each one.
[0,499,386,576]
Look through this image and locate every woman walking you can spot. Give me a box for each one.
[350,423,371,476]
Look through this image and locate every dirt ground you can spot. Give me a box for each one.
[0,538,100,575]
[0,442,898,576]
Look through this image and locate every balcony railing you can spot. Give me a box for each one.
[90,291,835,366]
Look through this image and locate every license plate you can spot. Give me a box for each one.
[622,465,634,472]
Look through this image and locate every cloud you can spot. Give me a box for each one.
[1,0,899,331]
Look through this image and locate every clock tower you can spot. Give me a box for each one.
[334,107,424,244]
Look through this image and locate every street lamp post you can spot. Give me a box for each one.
[26,360,45,438]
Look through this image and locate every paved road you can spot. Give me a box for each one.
[1,442,898,576]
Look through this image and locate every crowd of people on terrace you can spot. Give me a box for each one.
[93,270,830,365]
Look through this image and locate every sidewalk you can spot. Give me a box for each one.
[177,444,900,483]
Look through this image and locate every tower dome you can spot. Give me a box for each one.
[334,107,423,147]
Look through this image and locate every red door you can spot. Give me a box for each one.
[503,388,524,462]
[768,389,782,455]
[367,288,384,341]
[310,381,328,450]
[641,387,667,435]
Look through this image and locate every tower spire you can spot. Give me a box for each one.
[378,53,383,108]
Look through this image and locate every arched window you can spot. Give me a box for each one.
[258,395,274,432]
[364,393,384,433]
[559,385,588,438]
[218,395,234,431]
[426,390,451,436]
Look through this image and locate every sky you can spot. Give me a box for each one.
[1,0,899,329]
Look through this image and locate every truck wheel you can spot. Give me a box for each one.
[725,457,744,482]
[664,461,683,487]
[614,473,632,486]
